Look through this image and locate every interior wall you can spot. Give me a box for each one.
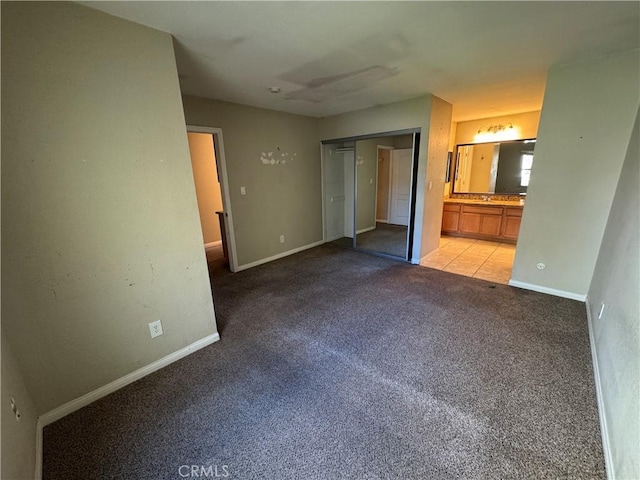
[2,331,38,480]
[355,136,395,231]
[377,149,392,221]
[454,110,541,145]
[318,95,452,262]
[182,95,322,267]
[1,2,218,414]
[512,49,640,297]
[420,96,454,257]
[468,143,496,192]
[444,122,458,197]
[587,107,639,480]
[393,134,414,149]
[187,132,223,244]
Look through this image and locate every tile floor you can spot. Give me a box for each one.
[421,235,516,285]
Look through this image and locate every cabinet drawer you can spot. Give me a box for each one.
[505,207,523,217]
[443,203,461,212]
[461,205,503,215]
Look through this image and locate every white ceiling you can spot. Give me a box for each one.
[82,1,639,121]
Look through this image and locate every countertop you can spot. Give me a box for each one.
[444,198,525,207]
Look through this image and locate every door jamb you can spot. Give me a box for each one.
[376,145,394,224]
[186,125,239,272]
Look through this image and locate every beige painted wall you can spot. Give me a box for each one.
[182,96,322,267]
[2,332,38,480]
[187,133,223,244]
[587,108,639,480]
[444,122,458,197]
[468,143,496,192]
[420,96,453,257]
[512,49,640,296]
[377,149,392,221]
[454,110,541,145]
[1,2,217,414]
[319,95,453,261]
[355,136,395,231]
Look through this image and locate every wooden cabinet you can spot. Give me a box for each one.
[442,204,460,233]
[501,208,523,240]
[441,202,523,243]
[460,205,503,236]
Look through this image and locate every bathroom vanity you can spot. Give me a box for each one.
[441,199,523,243]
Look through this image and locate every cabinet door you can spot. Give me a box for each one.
[502,216,522,240]
[442,210,460,232]
[480,215,502,236]
[460,213,481,233]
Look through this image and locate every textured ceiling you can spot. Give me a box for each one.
[82,1,639,121]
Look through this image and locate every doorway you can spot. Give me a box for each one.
[186,126,238,272]
[321,130,420,261]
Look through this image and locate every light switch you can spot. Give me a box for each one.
[240,186,246,195]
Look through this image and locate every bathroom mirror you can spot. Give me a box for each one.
[452,139,536,195]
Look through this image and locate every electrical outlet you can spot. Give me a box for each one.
[149,320,163,338]
[240,186,246,195]
[280,235,285,243]
[598,303,606,320]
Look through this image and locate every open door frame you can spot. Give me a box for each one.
[186,125,239,272]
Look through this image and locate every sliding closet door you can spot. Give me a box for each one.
[354,137,411,259]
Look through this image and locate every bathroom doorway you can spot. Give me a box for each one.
[186,126,238,273]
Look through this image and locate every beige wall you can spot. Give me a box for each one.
[444,122,458,197]
[468,143,496,192]
[356,134,416,225]
[377,149,392,221]
[2,332,38,480]
[454,110,541,145]
[512,49,640,296]
[1,2,217,414]
[420,96,453,257]
[587,108,639,480]
[187,133,223,244]
[182,96,322,267]
[319,95,452,261]
[355,136,395,230]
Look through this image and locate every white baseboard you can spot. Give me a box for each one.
[235,240,324,272]
[204,240,223,249]
[375,218,388,224]
[34,332,220,480]
[585,297,614,480]
[508,279,587,302]
[356,226,376,234]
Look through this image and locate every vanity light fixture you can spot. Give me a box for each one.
[474,122,519,142]
[476,123,514,135]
